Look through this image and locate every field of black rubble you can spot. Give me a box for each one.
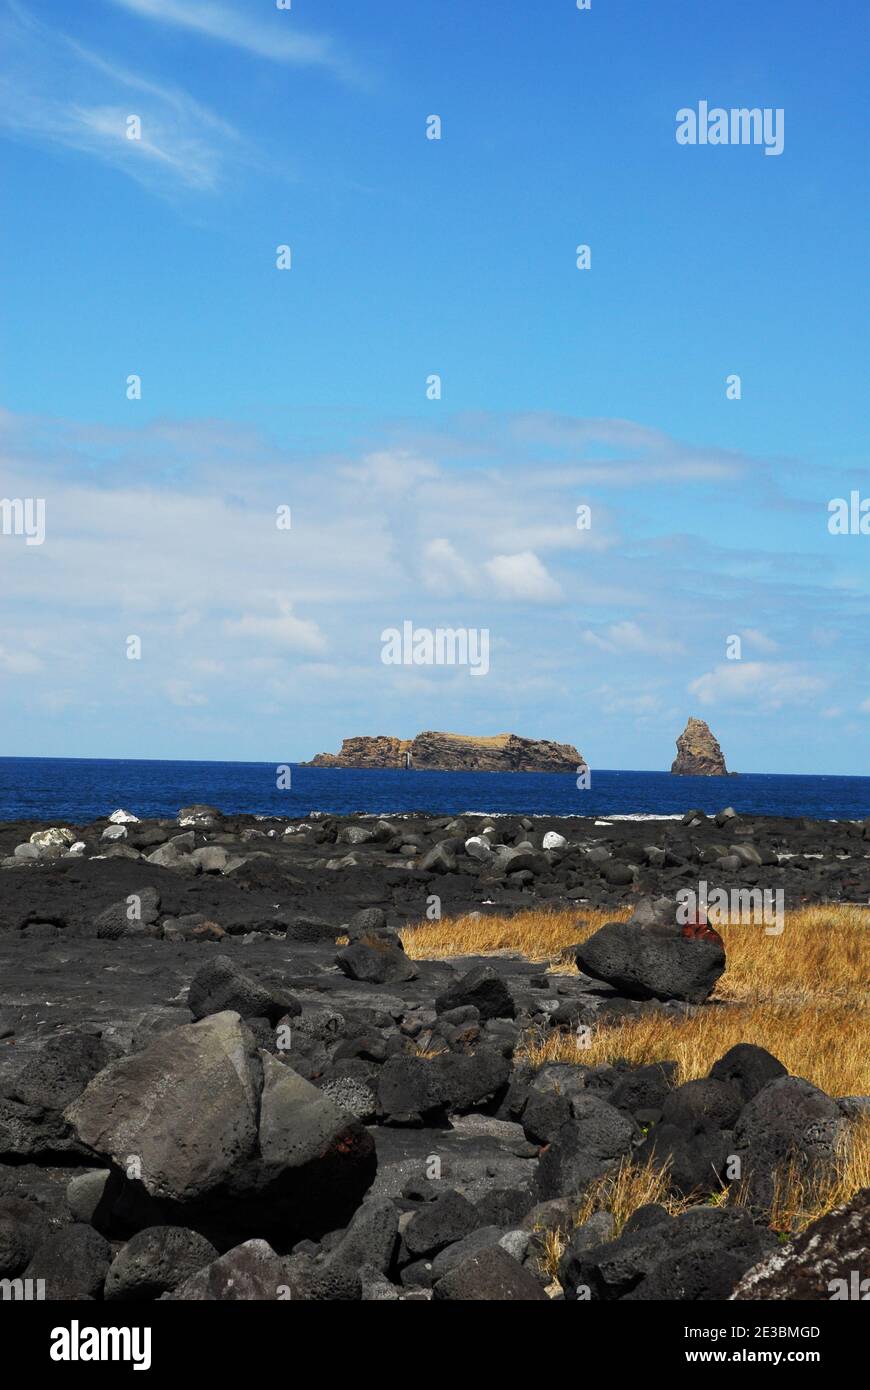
[1,804,868,1301]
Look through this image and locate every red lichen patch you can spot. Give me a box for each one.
[681,920,725,948]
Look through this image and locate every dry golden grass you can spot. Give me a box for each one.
[714,903,869,1010]
[729,1115,870,1235]
[535,1154,693,1278]
[571,1154,692,1235]
[402,901,869,1265]
[521,1000,868,1098]
[400,905,625,962]
[401,903,870,1095]
[537,1122,870,1280]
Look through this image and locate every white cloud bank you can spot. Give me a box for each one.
[689,662,826,711]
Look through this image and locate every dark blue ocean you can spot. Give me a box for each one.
[0,758,867,823]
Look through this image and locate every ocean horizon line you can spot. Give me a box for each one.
[0,755,866,782]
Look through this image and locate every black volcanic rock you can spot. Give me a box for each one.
[575,921,726,1003]
[560,1205,776,1301]
[709,1043,788,1103]
[433,1245,548,1300]
[335,941,418,984]
[435,965,516,1021]
[105,1227,218,1301]
[187,956,301,1024]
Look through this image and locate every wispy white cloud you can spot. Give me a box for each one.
[505,413,747,485]
[582,621,685,657]
[0,1,245,191]
[104,0,357,80]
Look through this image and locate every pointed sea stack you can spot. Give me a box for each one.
[671,717,730,776]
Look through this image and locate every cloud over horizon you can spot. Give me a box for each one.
[1,402,864,771]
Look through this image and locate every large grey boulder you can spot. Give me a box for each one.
[575,921,725,1003]
[65,1011,262,1204]
[464,836,492,862]
[64,1013,376,1247]
[633,1119,732,1197]
[245,1053,377,1241]
[189,846,229,873]
[434,1049,511,1112]
[660,1077,742,1131]
[258,1052,354,1177]
[377,1056,448,1124]
[496,847,545,876]
[146,833,196,868]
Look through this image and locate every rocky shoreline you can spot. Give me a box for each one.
[0,804,867,1302]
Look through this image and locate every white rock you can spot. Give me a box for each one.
[67,842,86,856]
[542,831,568,851]
[109,809,140,824]
[29,827,75,849]
[101,825,128,842]
[464,835,492,861]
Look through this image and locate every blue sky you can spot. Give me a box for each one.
[0,0,868,774]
